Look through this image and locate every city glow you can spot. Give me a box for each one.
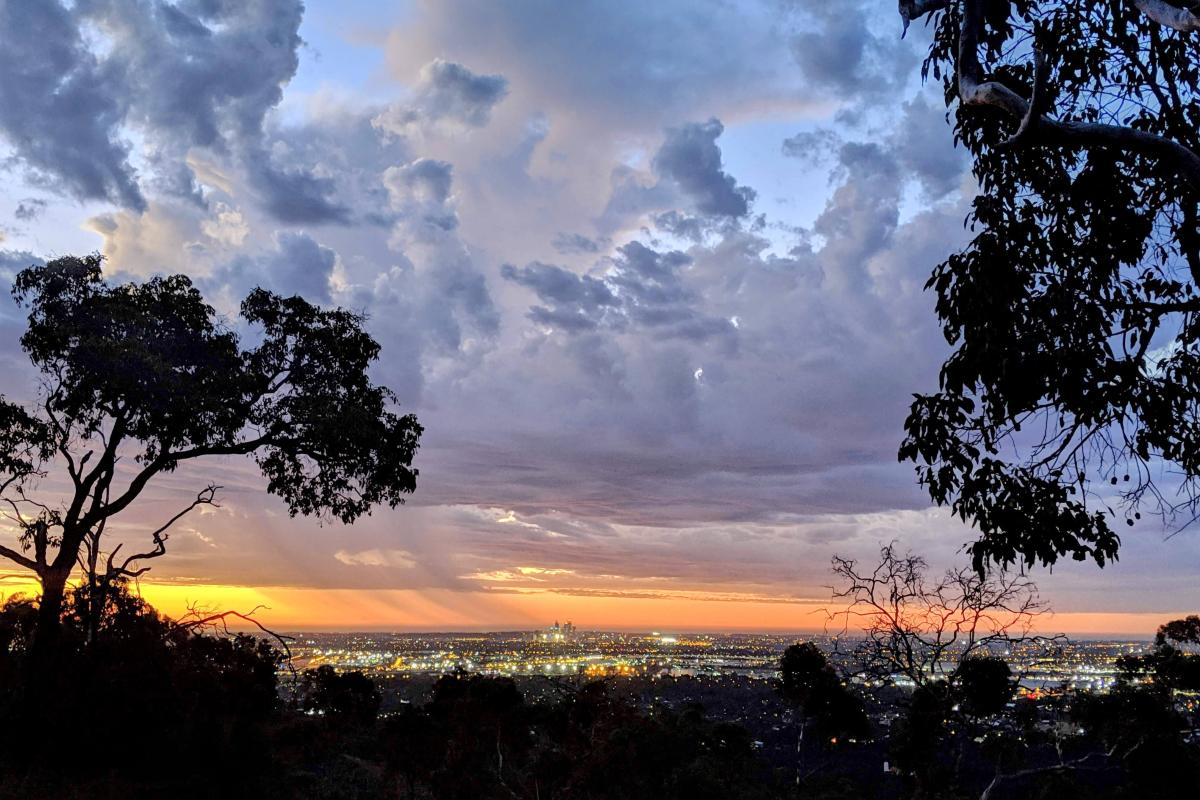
[0,575,1181,637]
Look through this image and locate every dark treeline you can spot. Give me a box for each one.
[1,581,1197,799]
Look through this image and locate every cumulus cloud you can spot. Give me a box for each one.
[374,59,509,137]
[208,231,338,304]
[445,103,968,539]
[503,241,737,345]
[0,0,353,224]
[787,0,916,108]
[383,158,458,235]
[0,0,1181,618]
[500,261,619,332]
[652,119,755,219]
[356,156,501,387]
[0,2,142,209]
[781,95,968,204]
[600,117,756,236]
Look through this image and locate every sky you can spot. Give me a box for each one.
[0,0,1195,635]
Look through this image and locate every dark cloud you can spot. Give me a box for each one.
[208,232,337,304]
[891,96,967,198]
[0,251,43,337]
[374,59,509,136]
[245,157,351,225]
[599,117,755,234]
[0,1,347,224]
[90,0,306,210]
[504,241,737,345]
[551,232,605,255]
[0,249,43,277]
[13,199,48,222]
[501,261,618,332]
[787,0,915,106]
[0,2,142,209]
[652,210,709,243]
[652,119,755,219]
[780,128,840,164]
[458,106,969,537]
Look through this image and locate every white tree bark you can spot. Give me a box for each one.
[1134,0,1200,33]
[898,0,1200,190]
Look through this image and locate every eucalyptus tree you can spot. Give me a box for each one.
[897,0,1200,570]
[0,255,422,644]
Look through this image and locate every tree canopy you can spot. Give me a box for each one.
[0,255,422,638]
[897,0,1200,571]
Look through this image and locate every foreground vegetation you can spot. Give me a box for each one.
[1,583,1197,799]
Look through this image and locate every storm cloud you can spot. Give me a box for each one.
[0,0,1185,624]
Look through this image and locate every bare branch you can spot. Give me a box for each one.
[979,737,1137,800]
[174,604,298,690]
[827,543,1058,688]
[105,485,221,579]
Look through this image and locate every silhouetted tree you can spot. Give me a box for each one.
[829,544,1058,688]
[1118,614,1200,691]
[896,0,1200,573]
[0,255,421,648]
[984,683,1199,799]
[376,674,787,800]
[301,665,383,723]
[0,580,286,793]
[953,655,1016,718]
[890,681,953,789]
[831,546,1051,795]
[778,643,870,782]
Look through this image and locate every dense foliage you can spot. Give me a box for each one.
[1,587,1195,798]
[0,255,422,641]
[898,0,1200,572]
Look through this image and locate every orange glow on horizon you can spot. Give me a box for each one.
[0,575,1183,638]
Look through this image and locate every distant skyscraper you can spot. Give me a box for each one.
[537,620,576,642]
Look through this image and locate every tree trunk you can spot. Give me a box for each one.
[796,716,807,784]
[15,567,71,750]
[34,567,69,650]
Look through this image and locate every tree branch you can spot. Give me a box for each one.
[1135,0,1200,32]
[106,485,221,579]
[979,738,1133,800]
[899,0,951,37]
[999,45,1049,149]
[88,434,272,532]
[174,605,298,689]
[0,542,40,573]
[950,0,1200,189]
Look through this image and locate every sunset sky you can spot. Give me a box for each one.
[0,0,1195,636]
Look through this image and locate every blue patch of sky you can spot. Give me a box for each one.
[719,118,830,247]
[281,0,413,120]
